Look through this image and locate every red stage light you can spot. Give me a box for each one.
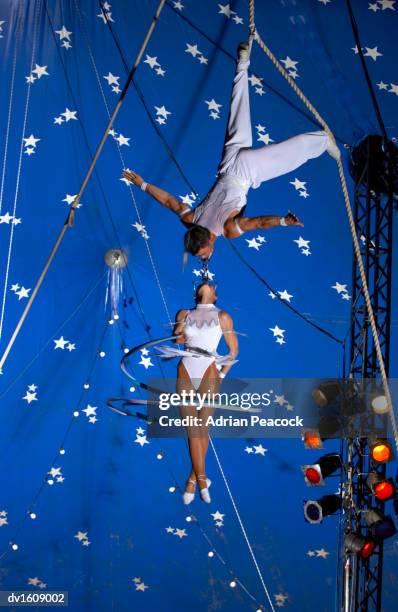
[303,430,322,449]
[371,441,393,463]
[374,480,395,501]
[360,540,376,559]
[305,467,321,485]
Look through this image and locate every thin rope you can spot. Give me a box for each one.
[0,0,40,341]
[101,0,198,196]
[209,437,276,612]
[248,0,398,453]
[43,2,158,345]
[0,0,167,373]
[76,0,174,327]
[0,11,19,217]
[228,241,344,345]
[345,0,387,141]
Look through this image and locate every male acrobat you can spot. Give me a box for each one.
[123,41,340,260]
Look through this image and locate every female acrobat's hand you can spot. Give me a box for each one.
[122,169,143,187]
[284,212,304,227]
[174,334,188,344]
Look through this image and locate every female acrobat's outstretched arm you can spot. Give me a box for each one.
[122,170,194,223]
[219,310,239,378]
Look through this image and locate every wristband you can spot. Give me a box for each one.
[141,181,148,192]
[279,216,287,226]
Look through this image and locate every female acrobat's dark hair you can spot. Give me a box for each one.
[184,225,211,255]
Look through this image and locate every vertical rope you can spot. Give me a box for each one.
[248,0,398,452]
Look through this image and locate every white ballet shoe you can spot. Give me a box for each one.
[326,133,341,161]
[198,476,211,504]
[182,479,196,505]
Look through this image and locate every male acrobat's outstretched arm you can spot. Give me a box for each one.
[223,211,303,238]
[122,170,193,223]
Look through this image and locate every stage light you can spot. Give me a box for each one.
[29,512,36,520]
[129,386,136,392]
[11,543,18,551]
[47,479,54,486]
[108,319,115,325]
[124,348,129,354]
[367,472,395,501]
[302,453,342,486]
[363,510,397,540]
[168,486,176,493]
[312,381,340,408]
[345,533,376,559]
[229,580,237,588]
[59,448,65,455]
[99,350,106,357]
[370,439,393,463]
[114,314,120,320]
[83,383,90,389]
[303,494,342,524]
[186,516,192,522]
[371,388,389,415]
[156,452,163,460]
[208,551,214,558]
[303,429,323,449]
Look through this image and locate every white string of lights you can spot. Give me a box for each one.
[0,318,112,560]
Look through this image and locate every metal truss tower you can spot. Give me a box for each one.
[341,135,396,611]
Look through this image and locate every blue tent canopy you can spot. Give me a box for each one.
[0,1,397,610]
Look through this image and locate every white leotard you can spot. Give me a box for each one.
[182,304,222,389]
[155,304,237,388]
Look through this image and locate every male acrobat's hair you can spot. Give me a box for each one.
[184,225,211,255]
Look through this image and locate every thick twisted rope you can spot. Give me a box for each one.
[248,0,397,450]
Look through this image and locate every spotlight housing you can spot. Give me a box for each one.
[363,510,397,540]
[370,439,394,464]
[349,134,398,196]
[367,472,395,501]
[303,429,323,450]
[302,453,343,486]
[345,533,376,559]
[303,494,342,524]
[371,388,389,415]
[312,381,340,408]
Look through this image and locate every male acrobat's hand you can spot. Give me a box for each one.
[122,169,143,187]
[285,212,304,227]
